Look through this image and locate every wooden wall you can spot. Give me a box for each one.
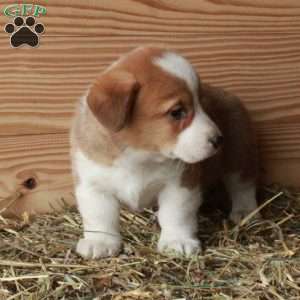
[0,0,300,214]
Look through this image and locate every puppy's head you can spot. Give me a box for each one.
[87,47,222,163]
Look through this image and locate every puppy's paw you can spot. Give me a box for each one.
[76,237,121,259]
[230,209,261,224]
[158,236,201,256]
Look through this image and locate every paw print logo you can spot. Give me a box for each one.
[4,16,45,48]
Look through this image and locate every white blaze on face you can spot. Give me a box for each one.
[153,52,221,163]
[173,105,221,163]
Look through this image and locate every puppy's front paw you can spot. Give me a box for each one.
[76,237,121,259]
[158,236,201,256]
[230,209,261,224]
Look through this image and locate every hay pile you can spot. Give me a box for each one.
[0,186,299,300]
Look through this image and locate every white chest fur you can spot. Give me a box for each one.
[74,149,183,211]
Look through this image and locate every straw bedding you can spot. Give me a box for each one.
[0,185,299,299]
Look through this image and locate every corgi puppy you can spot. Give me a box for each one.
[70,47,258,259]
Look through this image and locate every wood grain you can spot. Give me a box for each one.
[0,133,74,215]
[0,0,299,214]
[1,0,300,35]
[0,34,300,135]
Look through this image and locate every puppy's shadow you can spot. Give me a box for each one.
[200,181,231,217]
[198,182,265,248]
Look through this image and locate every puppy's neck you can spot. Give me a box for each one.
[114,147,169,169]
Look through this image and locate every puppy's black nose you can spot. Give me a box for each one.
[209,134,224,149]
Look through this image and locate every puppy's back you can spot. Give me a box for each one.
[200,84,259,184]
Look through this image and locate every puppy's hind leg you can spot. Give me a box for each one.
[224,173,259,224]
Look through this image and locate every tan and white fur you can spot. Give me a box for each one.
[70,47,259,259]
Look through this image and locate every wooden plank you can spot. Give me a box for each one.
[258,122,300,186]
[0,34,300,135]
[0,133,74,215]
[258,123,300,160]
[0,128,299,216]
[0,0,299,194]
[263,159,300,187]
[1,0,300,35]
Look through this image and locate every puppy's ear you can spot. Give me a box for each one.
[87,70,140,132]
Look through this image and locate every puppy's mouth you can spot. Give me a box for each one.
[162,146,221,164]
[179,152,218,164]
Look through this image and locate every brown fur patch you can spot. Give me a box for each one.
[87,71,140,132]
[182,83,258,189]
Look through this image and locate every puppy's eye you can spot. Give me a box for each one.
[169,105,187,120]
